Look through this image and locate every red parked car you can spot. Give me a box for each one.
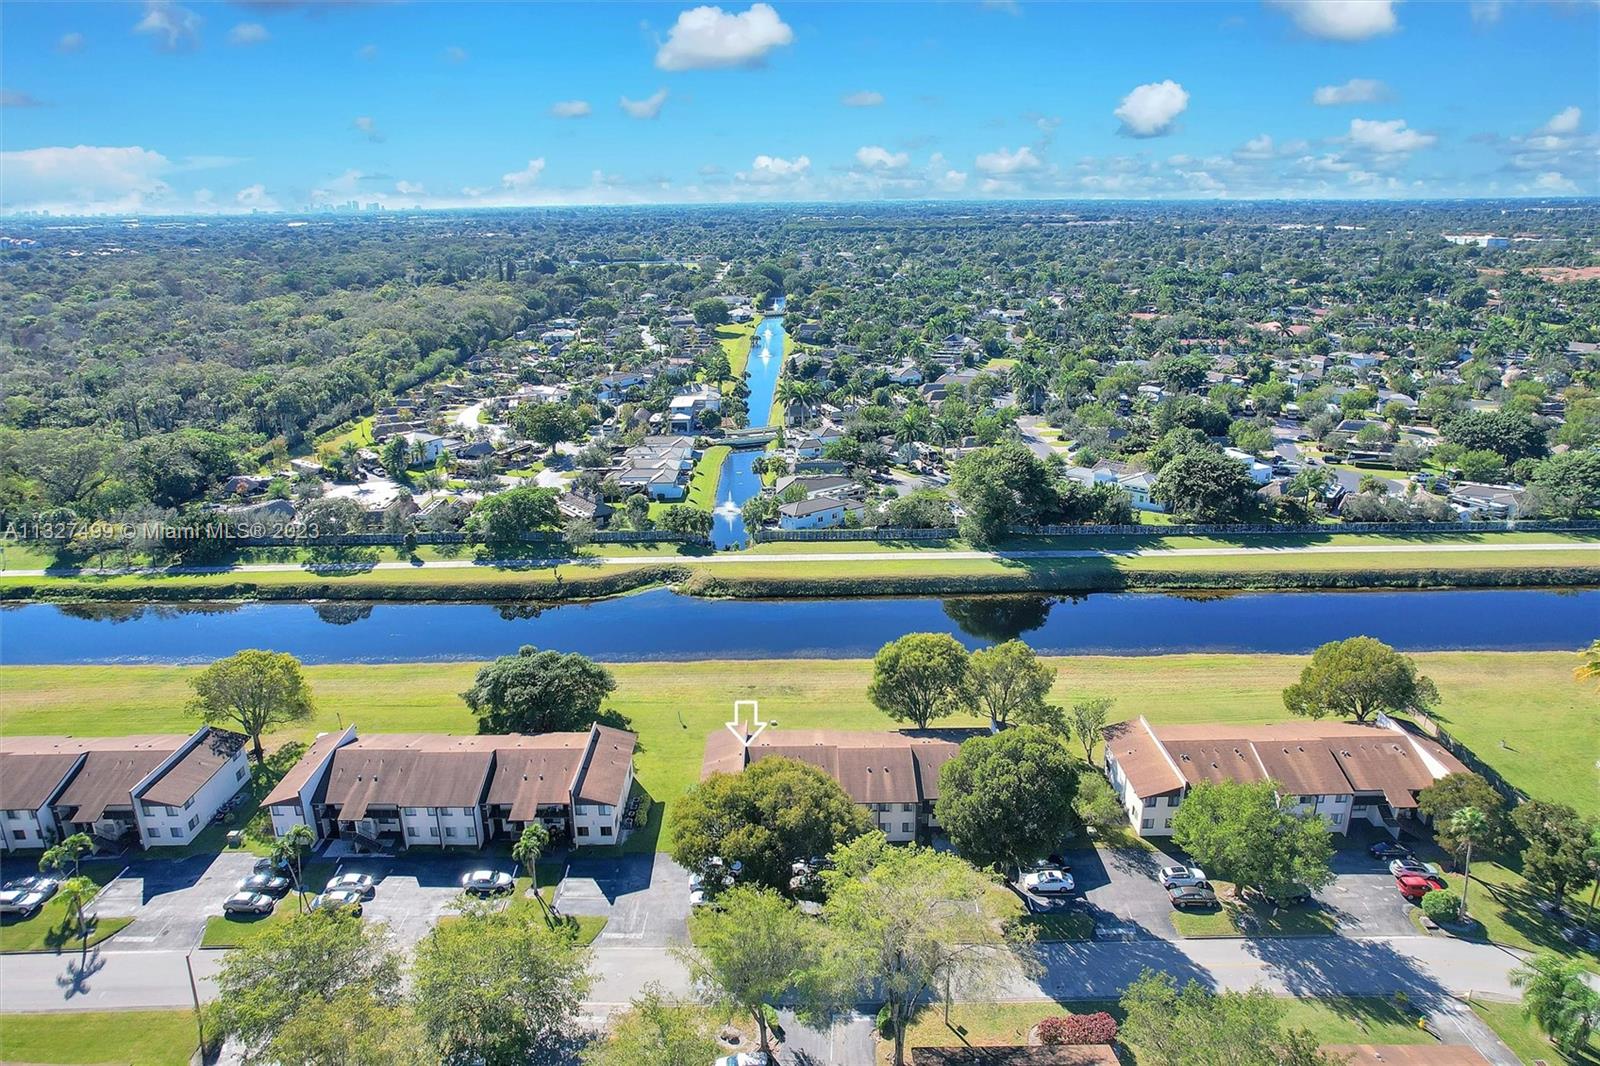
[1395,873,1447,902]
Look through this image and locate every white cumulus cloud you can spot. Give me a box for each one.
[235,183,279,210]
[1348,117,1436,155]
[738,153,810,183]
[855,145,909,170]
[58,32,86,53]
[975,145,1042,175]
[550,100,592,119]
[0,145,174,211]
[501,158,547,191]
[1534,171,1578,193]
[1540,106,1581,135]
[655,3,794,71]
[1114,80,1189,137]
[841,90,884,108]
[1313,78,1389,106]
[620,89,669,119]
[135,1,202,52]
[1266,0,1398,41]
[352,116,383,142]
[228,22,269,46]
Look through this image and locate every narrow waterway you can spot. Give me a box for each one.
[711,297,786,549]
[0,587,1592,664]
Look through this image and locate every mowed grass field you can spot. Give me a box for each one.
[0,1009,200,1066]
[3,653,1594,847]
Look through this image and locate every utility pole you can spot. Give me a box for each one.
[184,950,206,1059]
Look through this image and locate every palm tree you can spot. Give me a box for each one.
[1289,466,1331,505]
[1575,638,1600,689]
[513,823,552,916]
[1511,953,1600,1056]
[274,823,316,914]
[1582,824,1600,926]
[57,875,97,957]
[1450,806,1489,922]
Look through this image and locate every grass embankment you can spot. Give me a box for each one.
[5,529,1595,603]
[0,1009,201,1066]
[1410,860,1600,970]
[0,864,130,953]
[895,996,1431,1063]
[716,319,758,381]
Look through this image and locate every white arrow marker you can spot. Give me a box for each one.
[726,699,768,747]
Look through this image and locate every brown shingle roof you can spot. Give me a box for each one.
[39,737,191,823]
[700,728,970,806]
[140,728,247,807]
[1106,718,1466,804]
[261,730,353,808]
[0,751,83,811]
[574,725,637,805]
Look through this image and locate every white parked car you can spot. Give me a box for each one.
[0,889,49,917]
[714,1053,772,1066]
[1159,864,1208,888]
[1388,858,1443,878]
[324,873,376,899]
[461,870,514,895]
[1021,869,1075,895]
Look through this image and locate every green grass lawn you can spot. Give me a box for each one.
[0,1009,201,1066]
[4,653,1596,862]
[1471,997,1600,1065]
[716,320,758,380]
[1167,882,1340,939]
[897,996,1430,1063]
[0,864,131,954]
[1412,861,1599,970]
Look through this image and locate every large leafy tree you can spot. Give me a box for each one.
[213,911,405,1066]
[674,886,814,1055]
[1067,696,1114,763]
[462,645,616,734]
[188,649,315,763]
[814,835,1020,1066]
[1443,409,1548,463]
[962,640,1058,730]
[465,486,560,548]
[1282,636,1438,724]
[1170,779,1335,898]
[936,727,1079,878]
[1153,448,1260,523]
[582,984,720,1066]
[671,756,872,891]
[1417,773,1510,859]
[265,989,426,1066]
[950,441,1062,545]
[411,900,592,1066]
[1511,953,1600,1056]
[1120,971,1340,1066]
[867,632,970,729]
[1512,800,1599,905]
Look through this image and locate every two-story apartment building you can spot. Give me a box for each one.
[0,728,250,851]
[262,724,636,850]
[702,727,970,843]
[1102,716,1467,840]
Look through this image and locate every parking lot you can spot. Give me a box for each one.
[321,852,522,948]
[92,850,260,951]
[554,851,692,947]
[1010,830,1427,942]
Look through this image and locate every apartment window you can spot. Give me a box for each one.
[445,827,456,838]
[1298,795,1314,805]
[6,810,23,821]
[1166,795,1180,806]
[425,807,437,816]
[1143,797,1157,808]
[576,805,591,815]
[902,804,914,813]
[429,826,439,837]
[403,808,418,817]
[1163,818,1173,829]
[577,826,590,837]
[600,826,612,837]
[598,805,613,815]
[1141,818,1154,830]
[188,815,199,831]
[12,830,29,842]
[236,767,248,782]
[902,822,912,833]
[184,797,194,809]
[1330,814,1344,825]
[407,826,419,837]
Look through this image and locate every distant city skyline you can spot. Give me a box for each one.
[2,0,1596,215]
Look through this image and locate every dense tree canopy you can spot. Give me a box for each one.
[461,644,616,734]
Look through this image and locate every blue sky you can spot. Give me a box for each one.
[2,1,1596,214]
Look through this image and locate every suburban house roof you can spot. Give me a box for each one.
[1103,718,1467,807]
[282,726,637,818]
[779,496,845,518]
[0,750,84,811]
[702,728,970,806]
[53,739,189,823]
[261,730,353,808]
[140,728,248,807]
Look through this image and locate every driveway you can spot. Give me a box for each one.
[328,852,520,948]
[558,851,695,1008]
[91,850,260,952]
[775,1008,876,1066]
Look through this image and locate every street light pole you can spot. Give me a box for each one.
[184,950,206,1058]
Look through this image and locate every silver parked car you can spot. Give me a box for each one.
[222,891,275,916]
[310,889,365,916]
[324,873,377,899]
[461,870,514,895]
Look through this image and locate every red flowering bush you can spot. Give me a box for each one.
[1036,1012,1119,1045]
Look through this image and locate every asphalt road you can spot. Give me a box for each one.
[5,539,1596,578]
[0,933,1538,1014]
